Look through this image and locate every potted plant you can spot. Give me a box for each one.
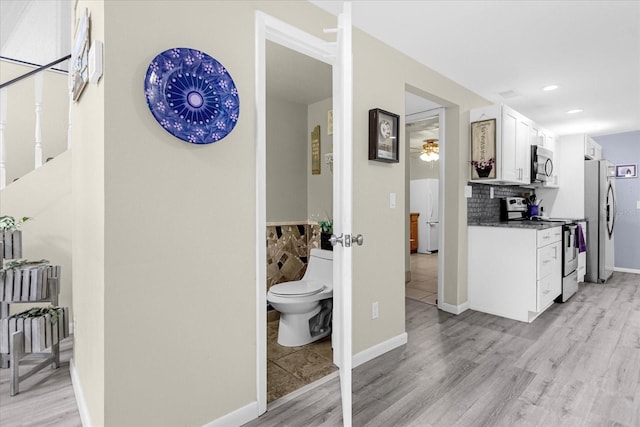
[471,158,495,178]
[318,219,333,251]
[0,216,31,259]
[0,216,31,232]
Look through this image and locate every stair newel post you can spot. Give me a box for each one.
[34,73,43,169]
[0,88,7,189]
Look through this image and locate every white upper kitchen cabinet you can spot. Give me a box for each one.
[470,104,531,185]
[584,136,602,160]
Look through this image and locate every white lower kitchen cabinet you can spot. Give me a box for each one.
[468,225,562,322]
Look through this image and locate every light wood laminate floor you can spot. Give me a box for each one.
[406,253,438,305]
[0,337,81,426]
[247,272,640,426]
[2,272,639,426]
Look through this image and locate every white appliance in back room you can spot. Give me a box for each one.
[584,159,616,283]
[410,178,439,253]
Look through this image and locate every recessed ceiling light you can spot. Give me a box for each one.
[543,85,559,91]
[567,109,584,114]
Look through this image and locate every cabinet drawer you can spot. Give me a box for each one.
[537,227,562,247]
[537,241,561,279]
[537,275,557,312]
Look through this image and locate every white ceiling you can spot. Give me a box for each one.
[310,0,640,137]
[0,0,71,70]
[267,41,332,105]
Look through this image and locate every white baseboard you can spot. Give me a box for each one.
[352,332,408,369]
[203,401,259,427]
[69,358,92,427]
[438,300,469,315]
[614,267,640,275]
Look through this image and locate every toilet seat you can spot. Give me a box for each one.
[269,280,324,297]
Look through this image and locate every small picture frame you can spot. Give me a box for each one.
[615,163,637,178]
[369,108,399,163]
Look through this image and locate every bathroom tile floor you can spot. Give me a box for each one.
[267,318,337,403]
[406,252,438,305]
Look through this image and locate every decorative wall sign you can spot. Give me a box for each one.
[615,163,637,178]
[71,8,90,102]
[470,119,497,179]
[369,108,399,163]
[144,48,240,144]
[311,125,321,175]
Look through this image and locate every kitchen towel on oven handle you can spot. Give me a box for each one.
[576,224,587,253]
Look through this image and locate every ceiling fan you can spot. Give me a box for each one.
[411,139,439,162]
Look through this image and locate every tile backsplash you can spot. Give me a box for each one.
[467,183,534,223]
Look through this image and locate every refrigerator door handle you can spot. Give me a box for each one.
[607,182,616,238]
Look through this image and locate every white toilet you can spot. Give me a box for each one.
[267,248,333,347]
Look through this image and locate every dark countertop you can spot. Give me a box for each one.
[468,220,566,230]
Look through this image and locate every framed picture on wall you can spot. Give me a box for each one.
[470,119,497,179]
[369,108,400,163]
[615,163,637,178]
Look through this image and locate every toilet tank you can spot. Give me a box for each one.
[303,249,333,287]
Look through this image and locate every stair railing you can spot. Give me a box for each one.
[0,55,71,189]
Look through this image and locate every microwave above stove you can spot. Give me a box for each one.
[531,145,554,183]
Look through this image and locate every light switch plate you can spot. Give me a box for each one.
[464,185,473,198]
[390,192,396,208]
[490,187,494,199]
[637,200,640,209]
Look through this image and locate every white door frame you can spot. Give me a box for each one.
[255,8,353,423]
[406,106,446,308]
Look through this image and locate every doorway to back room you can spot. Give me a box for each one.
[405,91,443,306]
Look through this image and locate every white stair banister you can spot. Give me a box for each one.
[34,73,43,168]
[0,88,7,189]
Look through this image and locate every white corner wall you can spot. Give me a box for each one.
[70,1,490,425]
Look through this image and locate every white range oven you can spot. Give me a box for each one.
[557,222,578,302]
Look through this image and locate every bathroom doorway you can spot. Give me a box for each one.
[264,41,337,404]
[405,91,444,306]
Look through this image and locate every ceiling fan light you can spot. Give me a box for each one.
[420,152,429,161]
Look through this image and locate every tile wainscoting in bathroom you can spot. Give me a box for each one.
[467,183,534,223]
[266,222,323,290]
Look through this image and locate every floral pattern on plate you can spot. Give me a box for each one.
[144,47,239,144]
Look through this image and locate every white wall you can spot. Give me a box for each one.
[409,156,439,180]
[266,95,308,222]
[72,1,104,424]
[70,1,489,425]
[307,97,333,221]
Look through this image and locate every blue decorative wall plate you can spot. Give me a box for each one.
[144,48,239,144]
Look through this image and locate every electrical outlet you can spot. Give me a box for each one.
[372,302,379,319]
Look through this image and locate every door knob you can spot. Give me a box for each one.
[329,233,344,247]
[351,234,364,246]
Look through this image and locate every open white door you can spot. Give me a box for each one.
[330,3,354,426]
[255,5,353,425]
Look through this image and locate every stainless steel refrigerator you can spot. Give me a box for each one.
[584,160,616,283]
